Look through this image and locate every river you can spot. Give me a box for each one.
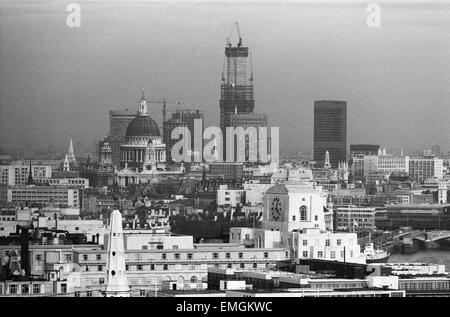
[388,249,450,270]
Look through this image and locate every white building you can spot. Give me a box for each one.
[409,157,444,183]
[363,154,409,178]
[230,183,366,264]
[243,181,273,206]
[216,185,245,207]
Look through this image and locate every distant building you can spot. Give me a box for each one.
[314,100,347,168]
[334,206,376,231]
[34,177,89,189]
[409,157,443,183]
[0,165,52,187]
[5,186,80,208]
[350,144,380,158]
[208,163,243,180]
[163,109,204,162]
[228,113,268,163]
[109,109,138,165]
[220,26,255,155]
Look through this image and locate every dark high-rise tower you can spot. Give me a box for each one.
[314,100,347,168]
[220,23,254,153]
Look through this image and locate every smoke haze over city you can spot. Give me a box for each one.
[0,0,449,155]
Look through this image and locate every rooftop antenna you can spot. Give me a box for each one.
[249,51,254,82]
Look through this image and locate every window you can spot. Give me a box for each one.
[245,234,250,240]
[318,251,323,258]
[190,276,197,283]
[292,215,296,221]
[227,263,232,268]
[99,278,105,285]
[174,253,180,260]
[97,265,103,272]
[142,245,148,250]
[340,251,345,258]
[331,251,336,259]
[65,254,72,262]
[240,263,245,269]
[238,252,243,259]
[213,253,219,259]
[163,264,168,271]
[325,239,330,247]
[172,245,179,250]
[36,254,42,261]
[9,284,17,294]
[162,253,167,260]
[302,251,308,258]
[187,253,193,260]
[263,252,269,259]
[225,253,230,259]
[157,245,164,250]
[75,291,80,297]
[150,264,155,271]
[315,215,318,221]
[125,265,129,271]
[300,206,307,221]
[61,283,67,293]
[96,254,101,261]
[302,240,308,246]
[21,284,29,294]
[337,239,342,246]
[83,254,88,261]
[137,265,143,271]
[253,263,257,268]
[139,290,146,297]
[350,251,354,258]
[86,291,93,297]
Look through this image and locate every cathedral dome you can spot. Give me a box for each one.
[126,115,160,137]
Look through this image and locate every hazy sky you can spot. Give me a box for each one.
[0,0,449,155]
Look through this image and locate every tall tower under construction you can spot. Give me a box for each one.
[220,23,255,154]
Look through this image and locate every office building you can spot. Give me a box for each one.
[0,165,52,187]
[350,144,380,158]
[109,109,138,165]
[163,109,204,162]
[314,100,347,168]
[219,25,255,154]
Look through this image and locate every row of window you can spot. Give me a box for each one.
[81,251,272,262]
[301,239,342,247]
[301,250,354,259]
[86,261,267,273]
[1,284,42,294]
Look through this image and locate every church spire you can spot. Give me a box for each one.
[26,161,34,185]
[67,138,76,163]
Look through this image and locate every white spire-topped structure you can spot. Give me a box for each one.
[324,151,331,169]
[67,138,76,163]
[105,210,130,297]
[63,154,70,171]
[138,88,148,116]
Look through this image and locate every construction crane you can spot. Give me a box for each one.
[145,97,179,124]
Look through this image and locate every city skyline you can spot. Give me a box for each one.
[0,0,449,154]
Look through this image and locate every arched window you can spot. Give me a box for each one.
[300,206,308,221]
[190,276,197,283]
